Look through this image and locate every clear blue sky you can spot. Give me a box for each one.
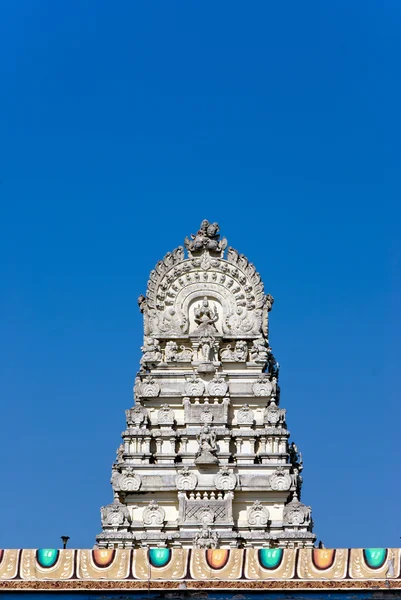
[0,1,400,549]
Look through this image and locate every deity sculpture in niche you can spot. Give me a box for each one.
[194,297,219,334]
[195,425,219,464]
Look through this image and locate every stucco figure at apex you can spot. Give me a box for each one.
[96,219,314,549]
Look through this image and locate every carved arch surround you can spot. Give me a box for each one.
[145,247,270,338]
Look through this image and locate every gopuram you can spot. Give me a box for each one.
[1,221,400,597]
[96,219,314,550]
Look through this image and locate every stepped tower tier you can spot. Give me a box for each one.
[96,220,315,549]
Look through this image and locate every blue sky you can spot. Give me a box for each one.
[0,1,400,549]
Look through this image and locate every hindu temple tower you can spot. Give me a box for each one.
[96,220,315,549]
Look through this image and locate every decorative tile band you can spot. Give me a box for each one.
[0,548,400,584]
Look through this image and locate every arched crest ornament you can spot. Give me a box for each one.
[157,404,175,426]
[237,403,255,425]
[101,503,131,528]
[142,500,165,526]
[264,400,286,425]
[270,467,292,491]
[283,494,312,525]
[252,374,273,397]
[119,469,142,492]
[175,467,198,491]
[214,467,237,491]
[247,500,269,527]
[126,405,149,428]
[207,374,228,396]
[141,220,274,340]
[185,374,205,396]
[137,376,160,398]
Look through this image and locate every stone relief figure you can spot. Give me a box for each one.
[237,403,255,425]
[194,297,219,333]
[220,344,235,361]
[194,524,219,549]
[267,351,280,378]
[198,335,215,362]
[138,295,160,336]
[164,341,178,362]
[247,500,269,527]
[289,442,303,471]
[157,403,175,426]
[185,219,227,255]
[226,306,262,335]
[250,337,269,363]
[116,444,124,463]
[142,500,165,526]
[195,425,219,464]
[159,307,186,335]
[176,345,193,361]
[140,338,162,368]
[234,340,248,361]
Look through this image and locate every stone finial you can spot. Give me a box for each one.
[184,219,227,255]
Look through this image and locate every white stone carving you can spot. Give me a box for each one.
[119,469,142,492]
[140,338,162,366]
[252,374,273,396]
[138,376,160,398]
[158,307,186,334]
[194,525,219,549]
[264,400,286,425]
[164,341,178,362]
[176,345,193,361]
[269,467,292,491]
[185,374,205,396]
[157,403,175,426]
[249,337,269,363]
[126,404,149,428]
[175,467,198,491]
[220,344,235,361]
[247,500,269,527]
[142,500,165,526]
[234,340,248,361]
[237,403,255,425]
[207,374,228,396]
[101,503,131,528]
[283,494,312,525]
[214,467,237,491]
[200,405,214,424]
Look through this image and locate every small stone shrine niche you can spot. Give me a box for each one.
[96,220,315,550]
